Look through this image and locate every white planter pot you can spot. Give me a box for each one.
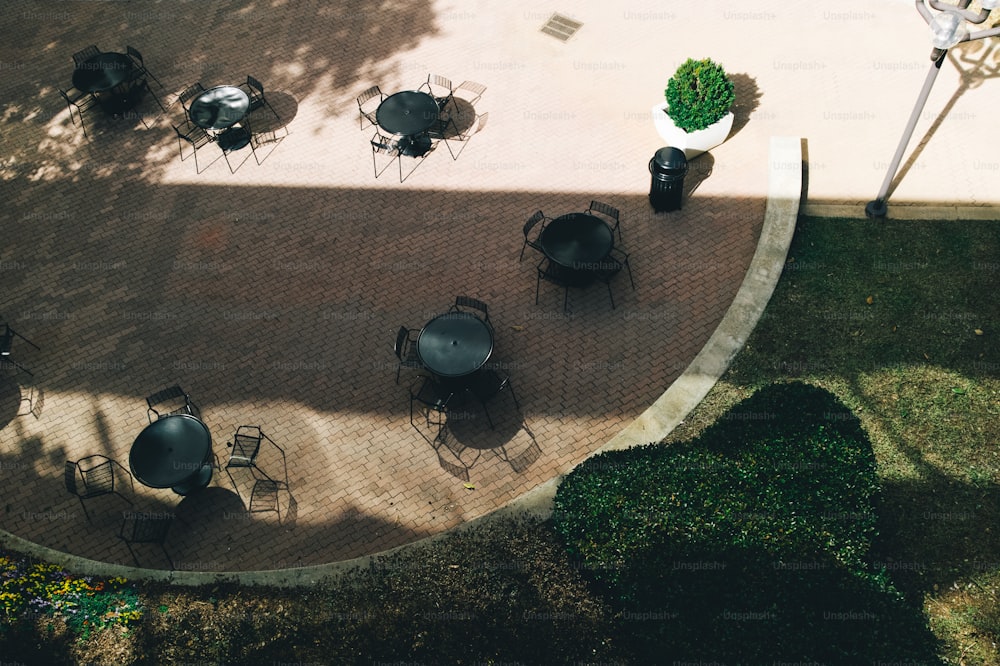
[651,101,734,159]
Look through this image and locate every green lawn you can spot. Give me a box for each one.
[1,216,998,665]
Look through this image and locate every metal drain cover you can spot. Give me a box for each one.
[540,13,582,42]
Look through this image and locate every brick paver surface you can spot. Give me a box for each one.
[1,0,995,571]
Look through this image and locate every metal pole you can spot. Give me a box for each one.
[865,50,947,219]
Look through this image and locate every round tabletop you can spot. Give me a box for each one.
[376,90,439,136]
[539,213,615,269]
[189,86,251,130]
[417,312,494,378]
[130,414,213,489]
[71,52,133,93]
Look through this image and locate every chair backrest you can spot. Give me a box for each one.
[429,74,452,92]
[358,85,382,107]
[588,200,619,222]
[453,295,489,321]
[72,45,100,66]
[247,75,264,95]
[126,45,143,64]
[146,385,186,408]
[65,456,115,498]
[456,80,487,97]
[371,131,397,155]
[178,83,204,109]
[474,112,489,133]
[523,210,546,237]
[394,326,410,360]
[411,376,452,411]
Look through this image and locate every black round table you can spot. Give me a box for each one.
[539,213,615,270]
[72,52,133,93]
[189,86,250,130]
[417,312,494,378]
[375,90,438,155]
[130,414,214,495]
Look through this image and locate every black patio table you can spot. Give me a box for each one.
[538,212,615,271]
[189,85,252,149]
[71,52,137,113]
[417,311,494,379]
[130,414,214,496]
[375,90,439,156]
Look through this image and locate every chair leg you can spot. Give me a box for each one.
[606,282,615,310]
[78,497,91,524]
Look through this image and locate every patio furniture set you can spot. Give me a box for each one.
[359,74,488,181]
[60,45,284,172]
[63,385,288,569]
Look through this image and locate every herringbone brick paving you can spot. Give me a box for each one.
[2,0,996,570]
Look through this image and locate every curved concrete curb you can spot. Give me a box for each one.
[0,137,804,587]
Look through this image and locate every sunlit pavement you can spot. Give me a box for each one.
[1,0,997,572]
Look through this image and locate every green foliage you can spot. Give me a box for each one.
[664,57,735,132]
[551,382,941,662]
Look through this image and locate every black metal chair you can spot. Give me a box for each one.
[585,200,622,241]
[464,368,519,430]
[118,511,174,569]
[64,455,134,523]
[242,75,280,121]
[356,85,385,130]
[72,45,101,67]
[249,478,289,522]
[247,121,284,165]
[173,122,217,174]
[216,123,257,174]
[370,130,400,179]
[536,257,595,314]
[224,425,286,497]
[394,326,423,384]
[607,247,635,290]
[1,324,40,377]
[519,210,549,261]
[125,45,163,88]
[591,254,626,309]
[450,295,490,325]
[177,82,205,111]
[419,74,454,112]
[59,88,100,138]
[409,376,457,433]
[145,385,197,422]
[442,111,487,161]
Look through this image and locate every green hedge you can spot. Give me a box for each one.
[551,382,941,662]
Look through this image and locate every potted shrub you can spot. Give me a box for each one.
[652,57,736,158]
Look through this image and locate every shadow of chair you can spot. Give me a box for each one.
[146,385,198,422]
[118,510,174,569]
[432,425,479,482]
[246,114,285,165]
[224,425,287,499]
[64,455,134,523]
[441,111,487,161]
[249,478,292,523]
[491,424,542,474]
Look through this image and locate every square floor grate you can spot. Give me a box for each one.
[540,13,583,42]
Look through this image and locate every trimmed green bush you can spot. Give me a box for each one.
[664,57,735,133]
[550,382,941,662]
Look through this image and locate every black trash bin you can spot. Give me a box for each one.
[649,147,688,212]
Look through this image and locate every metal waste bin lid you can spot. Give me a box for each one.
[649,147,688,176]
